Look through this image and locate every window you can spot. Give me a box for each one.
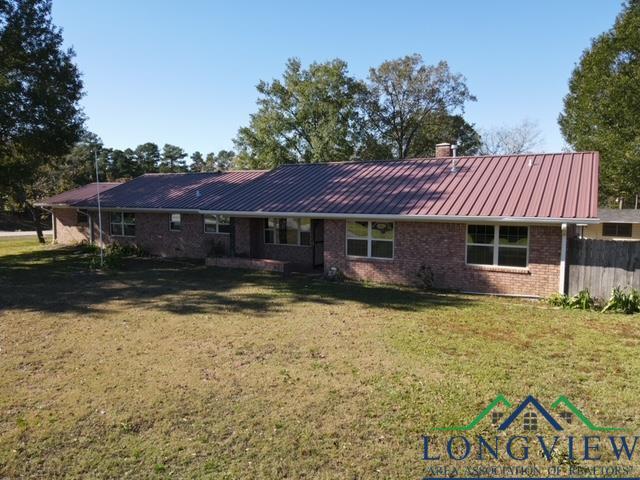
[110,212,135,237]
[264,218,311,246]
[204,214,232,234]
[466,225,528,268]
[169,213,182,231]
[602,223,632,237]
[346,221,394,259]
[491,411,503,425]
[76,209,88,224]
[523,412,537,431]
[559,412,573,424]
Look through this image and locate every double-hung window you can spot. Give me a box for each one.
[204,214,232,234]
[346,221,394,259]
[169,213,182,231]
[264,218,311,246]
[110,212,135,237]
[466,225,528,268]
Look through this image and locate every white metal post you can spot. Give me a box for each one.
[559,223,568,294]
[95,150,104,267]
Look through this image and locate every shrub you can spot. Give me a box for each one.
[602,287,640,314]
[548,289,596,310]
[88,242,148,270]
[416,264,435,290]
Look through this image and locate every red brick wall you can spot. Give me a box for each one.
[324,220,561,297]
[53,208,91,244]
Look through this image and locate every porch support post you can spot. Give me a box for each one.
[559,223,568,294]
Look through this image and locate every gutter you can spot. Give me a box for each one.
[63,205,600,225]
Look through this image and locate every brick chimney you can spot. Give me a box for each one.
[435,142,452,158]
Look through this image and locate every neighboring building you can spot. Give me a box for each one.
[36,146,600,298]
[580,208,640,241]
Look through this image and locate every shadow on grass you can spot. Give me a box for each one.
[0,245,476,315]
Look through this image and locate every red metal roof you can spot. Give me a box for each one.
[74,171,266,210]
[38,152,599,222]
[35,182,121,207]
[208,152,599,220]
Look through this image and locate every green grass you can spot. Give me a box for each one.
[0,238,639,478]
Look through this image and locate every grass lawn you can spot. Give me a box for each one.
[1,238,639,478]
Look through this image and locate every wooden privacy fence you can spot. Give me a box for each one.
[568,238,640,299]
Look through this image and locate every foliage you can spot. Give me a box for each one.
[0,0,85,242]
[159,144,188,173]
[602,286,640,314]
[189,151,205,172]
[559,1,640,205]
[234,58,365,168]
[416,264,435,290]
[361,54,475,159]
[479,119,543,155]
[548,290,596,310]
[88,242,148,270]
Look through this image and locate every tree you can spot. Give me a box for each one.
[109,148,138,180]
[190,151,205,172]
[479,120,543,155]
[362,54,475,159]
[234,58,366,168]
[559,0,640,205]
[0,0,84,242]
[204,150,235,171]
[134,142,160,173]
[159,144,188,173]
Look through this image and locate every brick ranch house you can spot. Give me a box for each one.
[36,145,599,297]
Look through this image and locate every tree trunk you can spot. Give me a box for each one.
[28,204,45,244]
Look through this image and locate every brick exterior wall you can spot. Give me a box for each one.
[53,208,91,244]
[323,220,562,297]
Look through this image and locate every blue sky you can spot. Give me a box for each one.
[52,0,622,156]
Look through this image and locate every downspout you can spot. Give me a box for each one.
[559,223,568,294]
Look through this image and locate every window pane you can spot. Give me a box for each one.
[267,218,277,229]
[265,229,274,244]
[123,213,135,225]
[112,212,123,223]
[170,213,181,231]
[467,245,493,265]
[371,240,393,258]
[204,215,217,233]
[218,215,230,226]
[371,222,394,240]
[111,223,123,236]
[347,239,368,257]
[498,247,527,267]
[300,231,311,246]
[124,225,136,237]
[467,225,494,244]
[347,221,368,238]
[218,223,232,234]
[603,223,632,237]
[499,226,528,246]
[299,218,311,232]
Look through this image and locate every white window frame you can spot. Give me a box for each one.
[203,214,232,234]
[465,224,529,268]
[345,220,394,260]
[110,212,136,237]
[169,213,182,232]
[264,217,311,246]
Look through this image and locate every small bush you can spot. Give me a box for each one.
[88,242,148,270]
[416,264,435,290]
[602,287,640,314]
[548,289,596,310]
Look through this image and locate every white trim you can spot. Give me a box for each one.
[75,206,600,225]
[465,224,529,268]
[110,212,136,238]
[203,214,231,234]
[559,223,567,294]
[345,220,394,260]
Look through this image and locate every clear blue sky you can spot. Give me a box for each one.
[52,0,621,156]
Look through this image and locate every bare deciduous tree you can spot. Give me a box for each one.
[479,120,543,155]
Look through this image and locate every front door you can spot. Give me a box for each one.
[312,219,324,268]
